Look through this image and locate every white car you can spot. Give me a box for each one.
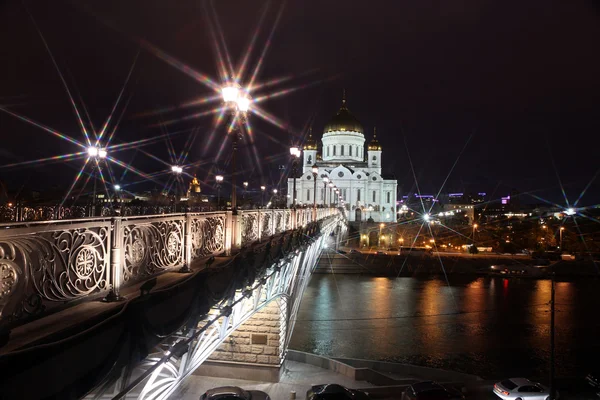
[493,378,557,400]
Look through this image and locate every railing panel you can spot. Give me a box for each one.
[261,212,272,238]
[121,215,185,284]
[188,212,227,259]
[240,211,259,247]
[0,219,111,323]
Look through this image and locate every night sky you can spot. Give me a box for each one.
[1,0,599,205]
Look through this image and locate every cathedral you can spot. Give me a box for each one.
[287,93,397,223]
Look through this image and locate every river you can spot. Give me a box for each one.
[289,275,600,380]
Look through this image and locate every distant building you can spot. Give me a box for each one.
[187,175,202,198]
[287,93,397,222]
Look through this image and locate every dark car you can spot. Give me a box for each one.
[401,381,464,400]
[306,384,370,399]
[586,370,600,393]
[350,249,361,254]
[200,386,270,400]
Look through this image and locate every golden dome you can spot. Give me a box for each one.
[368,127,382,151]
[323,90,363,134]
[188,174,201,193]
[304,128,318,150]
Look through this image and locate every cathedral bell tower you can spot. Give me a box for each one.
[367,127,382,174]
[302,128,318,174]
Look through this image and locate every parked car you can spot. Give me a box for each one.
[401,381,464,399]
[200,386,270,400]
[585,369,600,393]
[350,249,361,254]
[376,251,387,255]
[306,384,370,399]
[492,378,555,399]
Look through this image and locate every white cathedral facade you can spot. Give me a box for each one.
[287,95,397,223]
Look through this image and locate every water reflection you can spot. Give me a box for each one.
[290,275,600,379]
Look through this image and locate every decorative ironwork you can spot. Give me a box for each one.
[122,217,184,283]
[190,214,226,258]
[241,212,259,246]
[261,212,272,238]
[0,222,110,321]
[0,208,339,328]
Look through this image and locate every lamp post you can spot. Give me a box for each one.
[379,223,384,248]
[272,189,278,208]
[216,175,224,210]
[559,226,565,250]
[472,223,478,244]
[243,181,248,201]
[88,146,107,217]
[323,177,329,208]
[312,165,318,219]
[260,185,266,208]
[171,165,183,212]
[328,182,334,207]
[290,146,301,208]
[221,81,251,215]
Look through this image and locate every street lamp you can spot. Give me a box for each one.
[88,146,108,217]
[243,181,248,204]
[559,226,565,249]
[221,81,252,215]
[312,165,318,218]
[328,182,334,207]
[290,146,301,208]
[171,165,183,212]
[473,223,478,244]
[323,177,329,208]
[272,188,278,208]
[260,185,266,208]
[216,175,224,210]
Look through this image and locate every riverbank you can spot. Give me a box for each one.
[315,250,599,278]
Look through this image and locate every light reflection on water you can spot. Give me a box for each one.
[289,275,600,379]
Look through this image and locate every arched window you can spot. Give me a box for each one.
[327,146,330,157]
[387,192,391,203]
[373,191,376,202]
[341,145,344,156]
[333,146,336,156]
[357,189,361,201]
[307,189,310,201]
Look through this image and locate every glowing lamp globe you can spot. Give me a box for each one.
[236,93,251,112]
[222,83,240,103]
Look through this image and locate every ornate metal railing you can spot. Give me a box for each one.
[0,208,339,329]
[0,218,112,325]
[85,213,343,400]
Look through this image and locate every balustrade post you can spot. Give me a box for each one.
[291,208,296,230]
[225,211,233,256]
[258,209,262,242]
[104,217,124,302]
[180,213,192,273]
[271,210,275,236]
[231,212,242,252]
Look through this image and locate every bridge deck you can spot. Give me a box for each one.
[0,254,230,355]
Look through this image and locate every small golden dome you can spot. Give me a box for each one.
[304,128,318,150]
[368,127,382,151]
